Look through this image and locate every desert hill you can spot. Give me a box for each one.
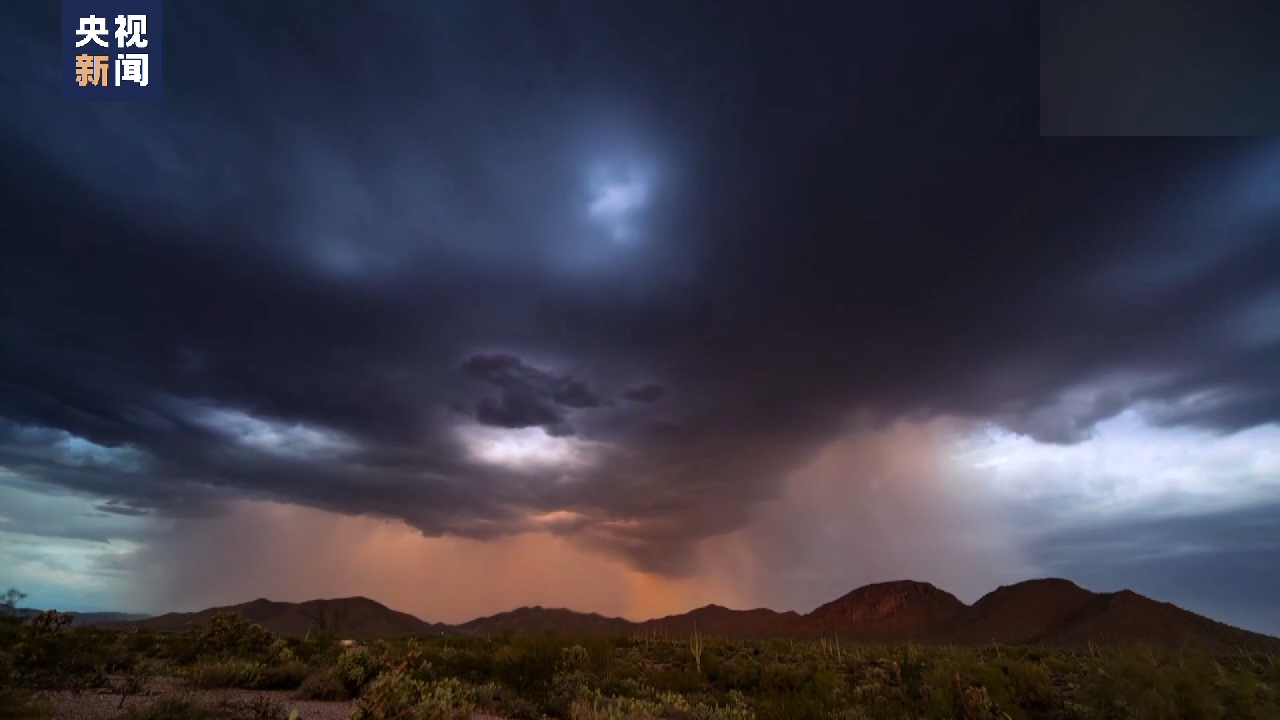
[457,606,633,637]
[945,579,1279,651]
[88,578,1280,650]
[638,605,813,639]
[808,580,967,641]
[946,578,1099,644]
[1043,588,1278,651]
[113,596,447,638]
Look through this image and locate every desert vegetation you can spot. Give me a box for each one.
[3,588,1280,720]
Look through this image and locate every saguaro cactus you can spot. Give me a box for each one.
[689,622,704,673]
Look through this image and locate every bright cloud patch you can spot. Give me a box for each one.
[53,435,148,472]
[586,164,652,241]
[192,406,360,458]
[960,409,1280,517]
[5,425,148,473]
[457,424,597,471]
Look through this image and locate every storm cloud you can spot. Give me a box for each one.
[0,1,1277,630]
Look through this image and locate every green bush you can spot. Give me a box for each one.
[295,665,349,701]
[189,659,265,689]
[256,660,310,690]
[2,611,109,692]
[351,671,476,720]
[186,612,276,663]
[337,646,382,695]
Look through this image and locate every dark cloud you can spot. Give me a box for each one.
[474,392,564,432]
[0,0,1277,597]
[461,352,602,434]
[622,384,664,404]
[93,502,151,517]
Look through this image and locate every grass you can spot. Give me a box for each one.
[2,601,1279,719]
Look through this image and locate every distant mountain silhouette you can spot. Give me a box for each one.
[457,606,633,637]
[12,608,154,626]
[89,578,1280,650]
[638,605,812,639]
[106,597,447,637]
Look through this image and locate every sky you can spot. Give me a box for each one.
[0,2,1278,636]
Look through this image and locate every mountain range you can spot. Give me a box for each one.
[85,578,1279,651]
[11,609,154,626]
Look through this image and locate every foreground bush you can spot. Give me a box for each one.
[296,665,349,701]
[0,688,52,720]
[256,660,310,690]
[188,657,309,691]
[189,659,265,689]
[351,671,476,720]
[336,646,383,696]
[569,688,755,720]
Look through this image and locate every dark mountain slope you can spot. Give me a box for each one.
[946,578,1099,644]
[639,605,815,638]
[456,606,635,637]
[110,596,445,637]
[807,580,967,641]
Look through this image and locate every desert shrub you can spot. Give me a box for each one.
[350,670,476,720]
[336,645,382,695]
[256,660,309,690]
[350,670,422,720]
[295,665,349,701]
[187,612,276,662]
[1000,658,1060,713]
[707,655,764,693]
[493,695,543,720]
[415,677,477,720]
[216,693,291,720]
[3,612,110,692]
[568,687,755,720]
[189,659,265,689]
[268,637,297,665]
[0,687,53,720]
[223,659,264,688]
[491,639,560,700]
[406,657,437,684]
[126,629,159,656]
[100,639,142,674]
[156,633,200,666]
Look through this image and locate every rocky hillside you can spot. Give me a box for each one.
[808,580,967,641]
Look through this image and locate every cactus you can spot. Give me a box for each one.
[689,622,704,674]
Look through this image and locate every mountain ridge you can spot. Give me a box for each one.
[12,608,154,626]
[98,596,449,637]
[79,578,1280,650]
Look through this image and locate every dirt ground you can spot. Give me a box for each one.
[33,677,507,720]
